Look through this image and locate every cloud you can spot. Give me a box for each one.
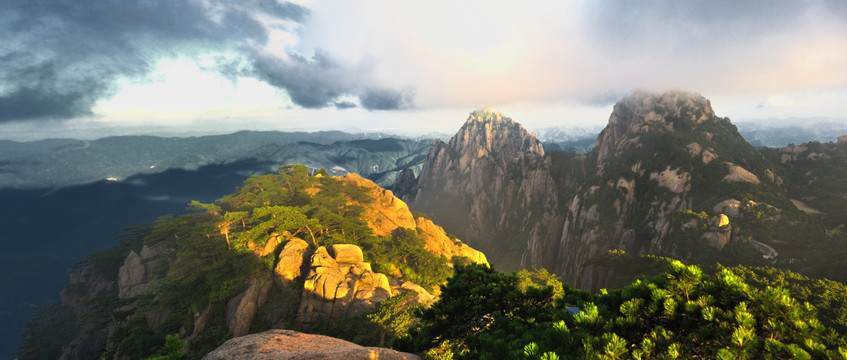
[581,91,630,107]
[581,0,846,54]
[0,0,412,123]
[359,88,414,110]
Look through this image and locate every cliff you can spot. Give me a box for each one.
[400,108,564,270]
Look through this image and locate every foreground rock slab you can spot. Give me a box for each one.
[202,329,421,360]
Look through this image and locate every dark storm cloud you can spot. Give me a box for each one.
[251,49,413,110]
[0,0,410,123]
[582,0,847,53]
[0,0,283,122]
[359,88,414,110]
[252,49,357,109]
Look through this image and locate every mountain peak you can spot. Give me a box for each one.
[593,90,726,167]
[614,90,717,125]
[467,107,512,123]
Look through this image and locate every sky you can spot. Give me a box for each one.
[1,0,846,140]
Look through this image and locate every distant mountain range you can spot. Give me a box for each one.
[0,130,432,190]
[734,120,847,148]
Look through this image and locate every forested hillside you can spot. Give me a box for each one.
[17,166,485,359]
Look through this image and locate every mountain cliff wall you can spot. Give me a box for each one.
[398,108,564,270]
[400,91,819,291]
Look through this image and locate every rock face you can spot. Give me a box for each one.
[402,91,791,291]
[400,108,565,270]
[838,134,847,145]
[227,279,272,337]
[393,168,417,199]
[203,329,421,360]
[118,245,163,298]
[274,238,311,287]
[554,91,781,290]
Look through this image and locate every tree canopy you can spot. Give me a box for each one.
[397,262,847,360]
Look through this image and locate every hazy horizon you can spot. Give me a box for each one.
[1,111,846,142]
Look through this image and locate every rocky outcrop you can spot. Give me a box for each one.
[837,134,847,145]
[61,263,115,310]
[57,264,116,360]
[202,329,421,360]
[253,232,285,257]
[415,217,488,265]
[722,162,760,184]
[649,166,690,193]
[227,279,272,338]
[714,199,743,218]
[340,174,417,236]
[297,244,406,325]
[702,215,732,250]
[400,108,565,270]
[118,245,163,298]
[686,142,718,164]
[339,173,488,267]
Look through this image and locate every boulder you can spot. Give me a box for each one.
[274,238,311,287]
[258,232,284,257]
[388,277,435,304]
[702,217,732,251]
[722,162,760,184]
[713,199,741,217]
[202,329,420,360]
[329,244,364,264]
[838,134,847,145]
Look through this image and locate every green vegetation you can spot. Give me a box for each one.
[311,290,422,347]
[19,165,455,359]
[397,262,847,359]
